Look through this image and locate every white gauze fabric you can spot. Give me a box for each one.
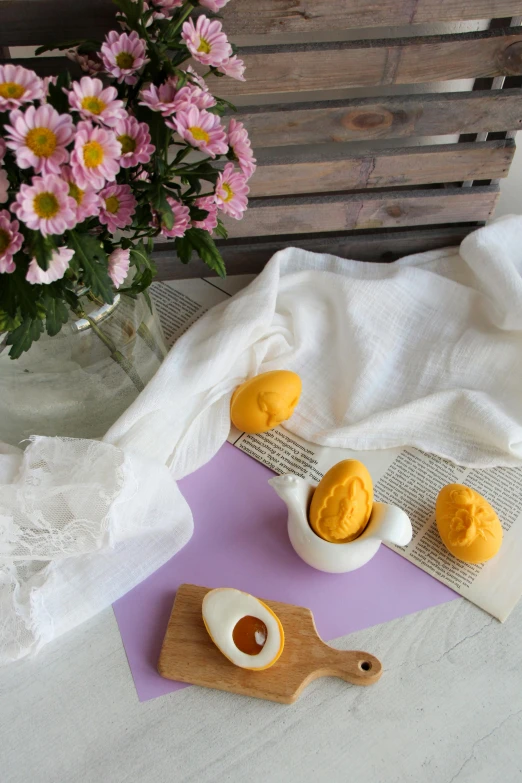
[1,216,522,664]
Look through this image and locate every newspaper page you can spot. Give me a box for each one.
[152,276,522,622]
[229,427,522,622]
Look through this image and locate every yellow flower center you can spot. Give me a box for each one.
[81,96,106,115]
[68,181,84,206]
[116,52,135,69]
[33,192,59,219]
[25,127,57,158]
[189,126,210,143]
[83,140,104,168]
[105,195,120,214]
[221,183,234,202]
[197,37,211,55]
[0,228,10,254]
[117,133,136,155]
[0,81,25,100]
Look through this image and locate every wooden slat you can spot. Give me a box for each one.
[153,225,480,279]
[250,141,515,197]
[0,0,116,47]
[236,90,522,147]
[221,187,498,238]
[221,1,522,35]
[213,29,522,97]
[3,0,522,44]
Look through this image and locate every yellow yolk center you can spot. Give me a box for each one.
[221,183,234,202]
[197,37,211,54]
[117,133,136,155]
[0,228,10,255]
[25,127,57,158]
[83,140,104,168]
[0,82,25,100]
[68,181,84,206]
[189,126,210,143]
[33,192,59,219]
[115,51,135,69]
[104,195,120,214]
[81,96,106,115]
[232,616,267,655]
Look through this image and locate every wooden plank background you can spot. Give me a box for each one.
[3,0,522,45]
[220,0,522,34]
[236,90,522,147]
[153,226,481,279]
[210,29,522,96]
[222,187,499,238]
[250,141,514,197]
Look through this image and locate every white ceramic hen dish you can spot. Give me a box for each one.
[269,474,413,574]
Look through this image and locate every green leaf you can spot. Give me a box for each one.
[151,187,174,231]
[0,308,22,333]
[183,228,226,278]
[112,0,144,29]
[214,219,228,240]
[68,232,114,303]
[42,293,69,337]
[129,240,155,272]
[46,71,72,113]
[6,318,44,359]
[174,234,193,265]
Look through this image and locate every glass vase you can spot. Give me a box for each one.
[0,293,167,447]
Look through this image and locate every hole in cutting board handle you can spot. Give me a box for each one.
[359,660,372,671]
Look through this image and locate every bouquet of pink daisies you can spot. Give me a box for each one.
[0,0,255,358]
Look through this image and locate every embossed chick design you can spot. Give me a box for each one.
[257,392,300,429]
[317,477,372,543]
[446,487,498,547]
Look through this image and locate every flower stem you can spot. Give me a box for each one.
[171,2,195,36]
[78,309,145,392]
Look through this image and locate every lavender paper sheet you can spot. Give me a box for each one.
[113,443,457,701]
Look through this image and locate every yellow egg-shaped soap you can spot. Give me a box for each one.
[435,484,503,564]
[309,460,374,544]
[230,370,302,434]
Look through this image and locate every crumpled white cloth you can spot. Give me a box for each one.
[2,215,522,664]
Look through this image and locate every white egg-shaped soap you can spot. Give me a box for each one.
[202,588,284,671]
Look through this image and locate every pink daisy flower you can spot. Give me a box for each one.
[139,79,179,117]
[192,195,218,233]
[200,0,230,10]
[5,104,75,176]
[0,139,6,163]
[108,247,131,288]
[174,83,216,111]
[26,246,74,285]
[66,50,104,75]
[11,174,78,236]
[217,55,246,81]
[182,16,232,68]
[152,0,183,8]
[215,162,249,220]
[99,184,137,233]
[159,197,190,238]
[0,168,8,204]
[68,77,127,128]
[172,106,228,158]
[114,115,155,168]
[61,165,101,222]
[71,121,122,191]
[0,64,44,112]
[0,210,23,274]
[100,31,149,85]
[227,118,256,179]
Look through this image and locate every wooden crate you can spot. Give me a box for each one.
[2,0,521,277]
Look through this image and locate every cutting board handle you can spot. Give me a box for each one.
[313,645,383,686]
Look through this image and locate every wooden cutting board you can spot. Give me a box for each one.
[158,584,382,704]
